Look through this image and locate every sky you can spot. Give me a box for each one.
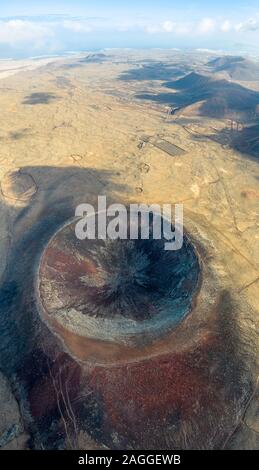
[1,1,259,58]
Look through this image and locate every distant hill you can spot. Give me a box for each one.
[171,71,212,90]
[166,72,259,120]
[80,53,108,63]
[207,56,259,81]
[137,72,259,120]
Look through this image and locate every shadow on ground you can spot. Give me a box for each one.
[23,92,60,105]
[119,62,187,82]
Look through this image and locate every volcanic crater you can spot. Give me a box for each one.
[38,214,201,347]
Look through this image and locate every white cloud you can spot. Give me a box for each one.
[145,24,160,34]
[162,21,174,33]
[235,18,259,32]
[198,18,215,34]
[144,16,259,37]
[221,20,231,33]
[63,20,92,33]
[145,20,190,35]
[175,24,191,34]
[1,12,259,57]
[0,19,52,46]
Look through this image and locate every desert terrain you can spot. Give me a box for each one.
[0,49,258,449]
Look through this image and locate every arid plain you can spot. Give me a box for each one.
[0,50,258,449]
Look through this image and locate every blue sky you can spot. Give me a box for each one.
[1,1,259,58]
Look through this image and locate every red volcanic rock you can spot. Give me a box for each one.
[87,337,222,448]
